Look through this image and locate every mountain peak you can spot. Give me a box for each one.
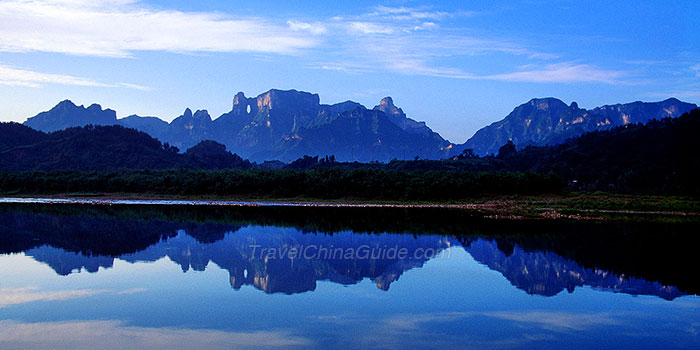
[525,97,568,110]
[87,103,104,111]
[56,99,78,108]
[374,96,403,116]
[662,97,682,104]
[193,110,211,121]
[183,108,193,118]
[24,99,117,132]
[256,89,320,111]
[233,92,247,106]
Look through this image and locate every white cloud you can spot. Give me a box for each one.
[0,320,311,350]
[317,63,371,74]
[0,64,150,90]
[287,20,327,35]
[0,1,626,86]
[485,63,626,84]
[348,22,395,35]
[368,6,474,21]
[413,22,438,31]
[0,287,104,307]
[691,63,700,77]
[0,287,147,308]
[0,0,318,57]
[483,311,622,332]
[364,58,625,84]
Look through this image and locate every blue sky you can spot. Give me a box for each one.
[0,0,698,143]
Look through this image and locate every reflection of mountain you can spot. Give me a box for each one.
[27,228,450,294]
[25,246,115,275]
[465,239,685,300]
[0,204,696,298]
[129,228,451,293]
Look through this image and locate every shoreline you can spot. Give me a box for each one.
[2,194,699,221]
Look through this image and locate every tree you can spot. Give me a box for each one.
[497,140,516,159]
[453,148,478,160]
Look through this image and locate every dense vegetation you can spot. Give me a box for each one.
[0,123,250,170]
[280,109,700,195]
[508,108,700,195]
[1,109,698,198]
[0,168,562,200]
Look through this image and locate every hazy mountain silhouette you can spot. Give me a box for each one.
[20,92,697,162]
[456,97,697,155]
[21,90,453,162]
[24,100,118,132]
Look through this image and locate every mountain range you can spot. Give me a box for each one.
[21,89,697,161]
[456,97,698,155]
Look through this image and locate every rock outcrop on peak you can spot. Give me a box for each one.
[455,97,697,156]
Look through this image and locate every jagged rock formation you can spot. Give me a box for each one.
[456,97,697,155]
[23,90,452,162]
[22,92,697,161]
[166,108,214,150]
[208,90,451,161]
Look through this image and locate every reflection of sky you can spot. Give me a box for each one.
[1,246,699,349]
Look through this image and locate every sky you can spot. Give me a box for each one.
[0,0,698,143]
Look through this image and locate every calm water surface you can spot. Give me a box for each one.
[0,203,698,349]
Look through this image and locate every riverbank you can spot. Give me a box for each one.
[2,192,698,222]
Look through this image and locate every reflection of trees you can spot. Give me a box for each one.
[1,203,698,295]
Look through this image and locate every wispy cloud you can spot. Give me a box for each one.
[0,286,147,308]
[691,63,700,77]
[287,20,327,35]
[0,64,150,90]
[0,0,317,57]
[367,6,476,21]
[347,22,396,35]
[483,311,622,332]
[0,320,311,350]
[0,1,631,86]
[484,63,627,84]
[300,5,613,84]
[0,287,104,307]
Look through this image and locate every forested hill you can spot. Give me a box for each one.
[0,123,250,171]
[505,108,700,194]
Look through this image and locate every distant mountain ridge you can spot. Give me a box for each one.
[23,90,451,162]
[24,100,118,132]
[457,97,697,155]
[22,91,697,161]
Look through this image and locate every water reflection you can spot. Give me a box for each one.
[464,240,685,300]
[0,203,695,299]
